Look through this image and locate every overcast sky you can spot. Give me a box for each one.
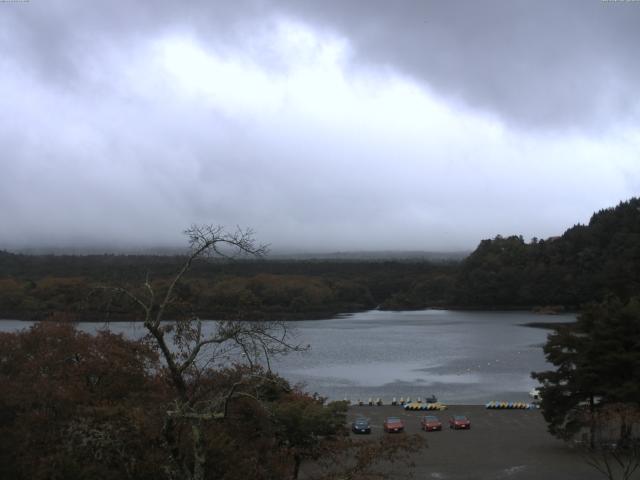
[1,0,639,253]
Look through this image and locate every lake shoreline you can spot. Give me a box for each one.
[0,305,578,323]
[1,310,573,404]
[519,321,576,330]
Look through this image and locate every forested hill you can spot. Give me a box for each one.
[0,251,457,320]
[454,197,640,308]
[1,197,639,320]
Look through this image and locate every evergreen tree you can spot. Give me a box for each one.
[532,296,640,445]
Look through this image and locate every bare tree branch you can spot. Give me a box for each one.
[98,225,299,480]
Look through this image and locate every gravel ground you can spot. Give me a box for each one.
[338,405,608,480]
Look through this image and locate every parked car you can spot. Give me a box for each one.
[449,415,471,429]
[420,415,442,431]
[351,418,371,434]
[383,417,405,433]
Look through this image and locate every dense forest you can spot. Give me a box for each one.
[1,197,639,320]
[0,253,457,320]
[454,197,640,309]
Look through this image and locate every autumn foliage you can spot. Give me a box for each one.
[0,322,421,479]
[0,322,164,479]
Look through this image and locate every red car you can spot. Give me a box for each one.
[449,415,471,430]
[383,417,405,433]
[420,415,442,432]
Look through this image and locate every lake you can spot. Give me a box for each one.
[0,309,573,404]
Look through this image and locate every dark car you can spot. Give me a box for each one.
[383,417,405,433]
[449,415,471,429]
[351,418,371,434]
[420,415,442,431]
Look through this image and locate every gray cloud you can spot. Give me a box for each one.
[4,1,640,129]
[1,1,639,253]
[279,0,640,130]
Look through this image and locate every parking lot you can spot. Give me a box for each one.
[345,405,607,480]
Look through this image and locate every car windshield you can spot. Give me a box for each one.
[454,416,468,420]
[387,417,401,422]
[424,416,438,421]
[355,419,368,425]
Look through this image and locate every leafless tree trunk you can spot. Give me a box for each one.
[579,403,640,480]
[107,225,306,480]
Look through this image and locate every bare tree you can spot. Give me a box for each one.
[576,403,640,480]
[108,225,306,480]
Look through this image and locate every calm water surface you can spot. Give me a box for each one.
[0,309,573,404]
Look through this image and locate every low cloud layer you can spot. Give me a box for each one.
[1,1,639,252]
